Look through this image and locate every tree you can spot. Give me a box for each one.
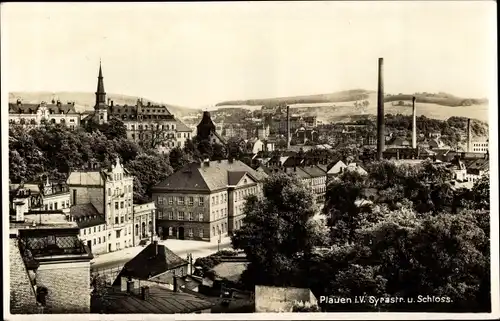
[169,147,193,172]
[212,143,227,160]
[100,117,127,140]
[137,121,174,150]
[197,139,213,159]
[126,153,173,202]
[323,171,369,243]
[471,174,490,210]
[231,173,319,289]
[9,150,28,183]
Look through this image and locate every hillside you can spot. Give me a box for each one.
[215,89,374,107]
[216,90,488,108]
[9,92,200,118]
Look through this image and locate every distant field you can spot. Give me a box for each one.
[215,89,374,107]
[211,105,264,112]
[290,92,490,124]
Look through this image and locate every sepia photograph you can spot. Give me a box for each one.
[1,1,498,320]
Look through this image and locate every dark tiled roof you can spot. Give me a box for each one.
[227,171,247,186]
[175,120,192,132]
[301,165,327,178]
[289,167,311,179]
[113,243,188,283]
[153,160,266,192]
[465,158,489,171]
[282,156,305,167]
[9,102,77,114]
[93,285,214,314]
[70,204,105,228]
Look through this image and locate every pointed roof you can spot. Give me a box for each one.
[97,62,105,94]
[113,242,188,285]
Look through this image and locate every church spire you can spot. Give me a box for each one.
[95,61,107,109]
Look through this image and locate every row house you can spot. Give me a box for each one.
[8,99,80,129]
[152,159,267,242]
[66,158,154,253]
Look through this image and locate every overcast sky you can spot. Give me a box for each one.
[2,2,496,108]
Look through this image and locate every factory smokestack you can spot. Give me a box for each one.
[376,58,385,160]
[412,96,417,149]
[286,105,291,149]
[467,118,472,152]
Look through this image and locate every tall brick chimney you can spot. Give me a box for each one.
[467,118,472,152]
[412,96,417,149]
[286,105,291,150]
[376,58,385,160]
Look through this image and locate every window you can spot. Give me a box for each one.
[188,228,193,237]
[189,212,193,221]
[216,195,219,204]
[198,197,204,206]
[93,239,96,245]
[158,197,163,205]
[120,201,124,209]
[116,230,121,238]
[94,227,96,233]
[212,226,216,236]
[103,236,106,242]
[115,202,119,210]
[178,212,184,220]
[199,229,204,238]
[98,237,101,244]
[84,229,86,235]
[168,197,173,205]
[49,203,53,210]
[199,213,204,221]
[212,196,215,204]
[168,211,174,220]
[178,196,185,205]
[121,216,124,223]
[115,217,118,224]
[108,188,111,196]
[188,196,194,206]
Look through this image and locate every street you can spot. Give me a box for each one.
[91,237,233,271]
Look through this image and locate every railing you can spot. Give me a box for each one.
[91,265,124,284]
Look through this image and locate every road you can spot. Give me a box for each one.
[91,240,232,271]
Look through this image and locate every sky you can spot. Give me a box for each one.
[1,2,496,108]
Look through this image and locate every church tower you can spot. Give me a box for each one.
[95,62,108,124]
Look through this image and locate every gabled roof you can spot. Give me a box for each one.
[153,160,267,192]
[70,204,105,228]
[175,120,192,132]
[282,156,304,167]
[227,171,248,186]
[465,158,489,172]
[113,243,188,285]
[300,165,327,178]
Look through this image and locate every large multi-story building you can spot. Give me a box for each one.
[152,159,267,242]
[8,99,80,129]
[9,63,193,152]
[66,157,155,253]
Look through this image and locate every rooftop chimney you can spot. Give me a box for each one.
[140,286,150,300]
[120,277,128,292]
[376,58,385,160]
[467,119,472,152]
[412,96,417,149]
[173,275,179,292]
[286,105,291,149]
